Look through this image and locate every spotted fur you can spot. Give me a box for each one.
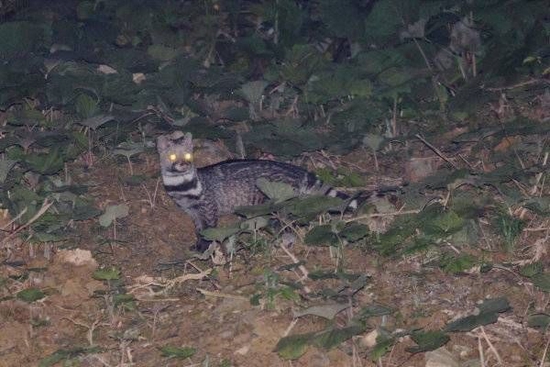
[157,131,359,252]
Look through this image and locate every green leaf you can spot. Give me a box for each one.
[340,223,369,242]
[76,114,115,130]
[308,270,340,280]
[444,298,510,333]
[147,44,179,61]
[353,304,393,322]
[17,288,45,303]
[0,158,17,183]
[478,297,511,314]
[113,294,136,308]
[201,225,240,242]
[293,303,349,320]
[275,332,314,360]
[370,333,395,361]
[25,149,64,175]
[92,268,121,281]
[124,175,147,186]
[240,216,269,231]
[349,274,369,294]
[240,80,269,104]
[315,167,365,188]
[304,225,339,246]
[494,211,525,251]
[439,254,476,274]
[256,178,297,203]
[527,313,550,330]
[445,313,499,332]
[532,273,550,293]
[159,345,196,359]
[319,0,366,39]
[113,141,146,159]
[363,0,403,43]
[39,347,101,367]
[76,1,95,19]
[72,203,101,221]
[519,262,543,277]
[99,204,129,227]
[423,209,465,236]
[75,93,99,119]
[406,330,450,353]
[34,232,66,242]
[250,294,261,306]
[0,136,18,152]
[523,197,550,216]
[312,325,365,350]
[363,133,384,151]
[0,21,46,59]
[235,202,275,218]
[284,195,344,218]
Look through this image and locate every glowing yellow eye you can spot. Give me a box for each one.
[184,153,193,161]
[169,153,177,162]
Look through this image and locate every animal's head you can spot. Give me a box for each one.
[157,131,195,174]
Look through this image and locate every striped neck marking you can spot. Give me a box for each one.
[162,170,195,186]
[164,175,203,197]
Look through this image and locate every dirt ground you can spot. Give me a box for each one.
[1,144,548,367]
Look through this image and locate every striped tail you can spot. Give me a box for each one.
[302,173,360,211]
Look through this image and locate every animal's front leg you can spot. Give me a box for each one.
[191,206,218,252]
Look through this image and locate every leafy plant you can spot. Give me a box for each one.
[159,345,196,359]
[493,210,525,252]
[251,269,300,310]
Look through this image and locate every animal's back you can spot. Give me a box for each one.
[198,160,316,214]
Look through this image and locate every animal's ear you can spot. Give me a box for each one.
[184,132,193,148]
[156,135,168,150]
[184,132,193,143]
[171,131,185,139]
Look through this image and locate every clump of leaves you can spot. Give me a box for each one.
[92,267,121,281]
[493,210,524,252]
[315,167,365,188]
[159,345,196,359]
[39,347,102,367]
[439,253,476,274]
[250,269,300,310]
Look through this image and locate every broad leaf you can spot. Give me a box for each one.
[17,288,45,303]
[113,141,145,159]
[275,332,314,360]
[312,325,365,350]
[293,303,349,320]
[445,298,510,332]
[159,346,196,359]
[76,114,115,130]
[25,149,64,175]
[256,178,296,203]
[99,204,129,227]
[340,223,369,242]
[201,225,240,242]
[283,195,344,218]
[92,268,121,281]
[304,224,339,246]
[406,330,450,353]
[0,158,17,183]
[527,313,550,330]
